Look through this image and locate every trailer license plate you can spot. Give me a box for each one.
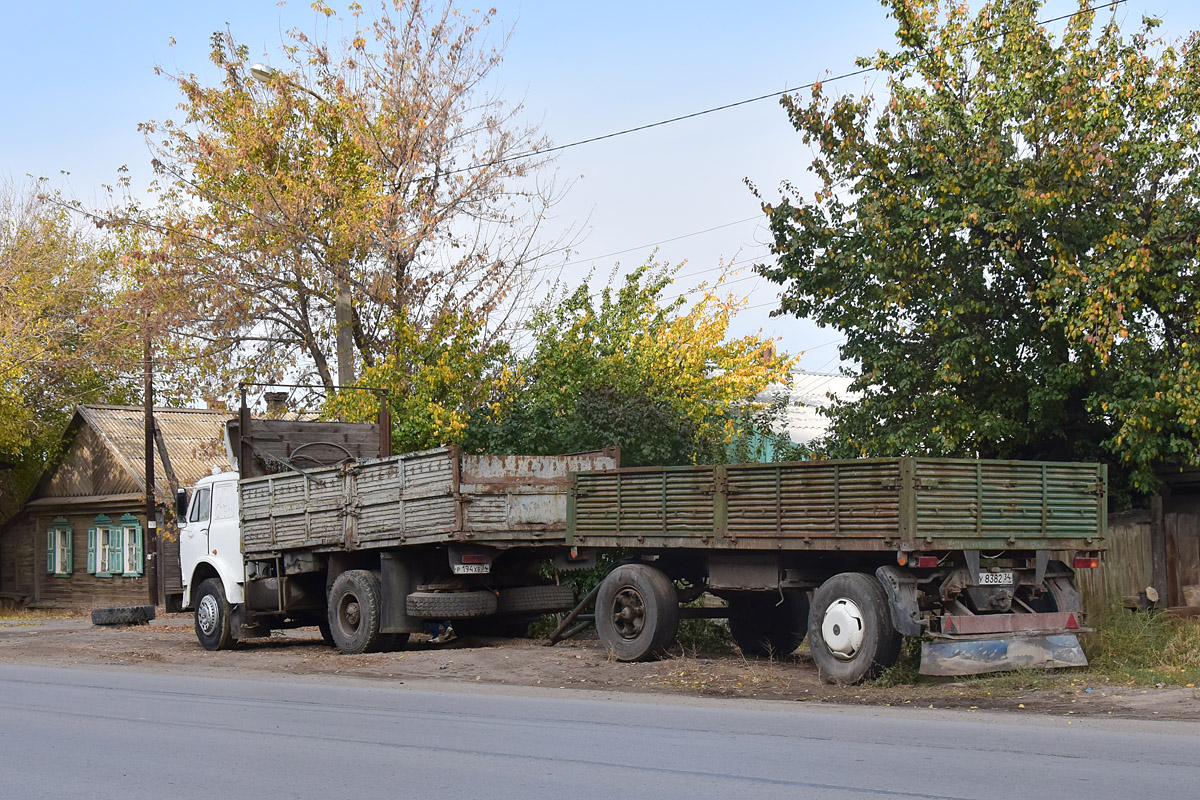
[452,564,491,575]
[978,571,1014,586]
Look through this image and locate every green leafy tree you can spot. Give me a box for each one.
[467,263,794,466]
[756,0,1200,497]
[326,310,508,453]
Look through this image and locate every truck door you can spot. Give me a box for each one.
[208,481,241,566]
[180,485,211,588]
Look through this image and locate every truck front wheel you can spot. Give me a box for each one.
[809,573,902,684]
[328,570,383,654]
[194,578,234,651]
[596,563,679,662]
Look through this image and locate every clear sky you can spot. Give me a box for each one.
[4,0,1199,373]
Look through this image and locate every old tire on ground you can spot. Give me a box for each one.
[595,563,679,662]
[92,605,156,626]
[193,578,234,651]
[809,572,902,685]
[727,590,809,658]
[497,584,575,615]
[328,569,384,654]
[406,590,498,619]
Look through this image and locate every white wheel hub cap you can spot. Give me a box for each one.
[822,597,865,660]
[197,594,219,636]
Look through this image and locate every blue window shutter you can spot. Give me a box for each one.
[46,530,54,574]
[87,527,97,574]
[118,515,140,577]
[64,530,73,576]
[133,526,144,577]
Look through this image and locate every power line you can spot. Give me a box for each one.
[449,1,1127,176]
[532,214,765,275]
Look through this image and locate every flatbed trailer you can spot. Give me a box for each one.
[565,457,1106,681]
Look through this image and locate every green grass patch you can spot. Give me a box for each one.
[1080,597,1200,686]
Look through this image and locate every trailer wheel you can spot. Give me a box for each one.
[194,578,234,651]
[809,573,902,684]
[406,590,498,619]
[728,591,809,658]
[497,584,576,615]
[596,563,679,662]
[328,570,383,654]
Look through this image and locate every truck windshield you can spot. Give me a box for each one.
[189,487,212,523]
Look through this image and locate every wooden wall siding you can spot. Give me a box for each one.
[1075,510,1152,613]
[160,532,183,594]
[1165,512,1200,608]
[0,521,35,595]
[42,426,139,498]
[2,507,148,608]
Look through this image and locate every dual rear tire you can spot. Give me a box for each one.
[328,569,410,654]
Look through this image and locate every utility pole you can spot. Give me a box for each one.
[144,326,160,607]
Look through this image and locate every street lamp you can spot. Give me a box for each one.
[249,63,356,388]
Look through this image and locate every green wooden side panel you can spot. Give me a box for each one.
[911,460,1106,550]
[568,458,1106,553]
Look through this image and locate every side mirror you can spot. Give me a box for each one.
[175,488,189,520]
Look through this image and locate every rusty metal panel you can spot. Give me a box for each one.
[937,611,1081,636]
[458,451,619,540]
[920,633,1088,676]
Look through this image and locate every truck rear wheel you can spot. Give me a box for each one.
[728,590,809,658]
[596,563,679,662]
[328,569,383,654]
[194,578,234,651]
[809,572,902,684]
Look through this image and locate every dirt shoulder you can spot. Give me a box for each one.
[1,612,1197,721]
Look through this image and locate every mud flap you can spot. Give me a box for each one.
[919,634,1088,677]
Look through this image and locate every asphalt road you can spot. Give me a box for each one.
[1,665,1197,800]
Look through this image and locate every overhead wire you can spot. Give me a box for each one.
[448,1,1127,176]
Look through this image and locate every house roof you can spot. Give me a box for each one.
[75,405,233,495]
[760,371,859,446]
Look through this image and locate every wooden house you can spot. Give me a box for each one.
[0,405,231,609]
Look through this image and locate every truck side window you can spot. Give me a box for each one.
[189,487,211,523]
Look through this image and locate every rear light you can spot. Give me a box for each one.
[917,556,940,568]
[1073,555,1101,569]
[460,553,490,564]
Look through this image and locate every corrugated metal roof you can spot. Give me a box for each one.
[76,405,232,495]
[758,371,860,446]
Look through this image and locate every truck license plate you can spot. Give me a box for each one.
[452,564,491,575]
[978,571,1014,586]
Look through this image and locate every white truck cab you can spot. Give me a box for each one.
[178,471,246,608]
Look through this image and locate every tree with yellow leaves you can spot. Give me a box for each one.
[0,182,140,516]
[466,263,795,466]
[116,0,565,400]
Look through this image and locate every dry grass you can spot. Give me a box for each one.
[0,601,81,622]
